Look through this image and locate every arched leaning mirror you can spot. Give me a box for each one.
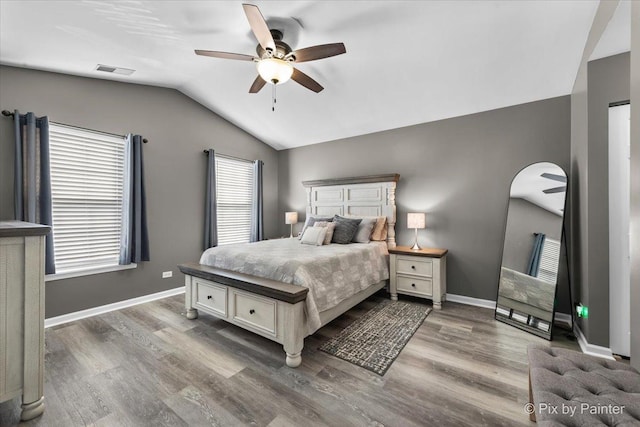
[495,162,567,340]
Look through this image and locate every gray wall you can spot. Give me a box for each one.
[0,65,279,317]
[585,53,630,346]
[569,0,633,349]
[630,1,639,370]
[278,96,570,303]
[502,198,563,273]
[569,51,629,348]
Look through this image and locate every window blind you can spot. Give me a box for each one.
[538,237,561,284]
[49,124,126,273]
[216,156,253,245]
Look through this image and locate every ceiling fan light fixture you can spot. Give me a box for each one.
[257,58,293,85]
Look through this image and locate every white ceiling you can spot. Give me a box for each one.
[511,162,567,217]
[0,1,610,150]
[590,0,631,61]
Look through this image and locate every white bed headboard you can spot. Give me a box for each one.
[302,174,399,248]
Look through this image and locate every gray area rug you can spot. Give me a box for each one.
[319,300,431,376]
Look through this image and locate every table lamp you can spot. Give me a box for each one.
[407,212,426,250]
[285,212,298,238]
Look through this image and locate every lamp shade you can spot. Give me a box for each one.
[285,211,298,225]
[407,212,426,229]
[257,58,294,85]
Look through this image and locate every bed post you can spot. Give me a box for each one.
[282,301,305,367]
[185,275,198,319]
[386,181,397,248]
[305,186,313,220]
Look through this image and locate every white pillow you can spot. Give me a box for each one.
[313,221,336,245]
[300,226,327,246]
[298,215,334,239]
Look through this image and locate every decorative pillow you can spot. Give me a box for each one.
[313,221,336,245]
[371,217,388,241]
[331,215,362,244]
[298,215,333,239]
[300,226,327,246]
[351,217,377,243]
[345,215,388,241]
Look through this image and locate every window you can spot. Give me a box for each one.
[49,123,126,274]
[216,156,253,245]
[538,237,561,284]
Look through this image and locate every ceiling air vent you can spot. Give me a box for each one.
[95,64,135,76]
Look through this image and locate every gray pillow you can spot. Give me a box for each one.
[331,215,362,244]
[298,215,333,239]
[351,217,377,243]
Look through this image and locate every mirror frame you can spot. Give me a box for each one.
[494,162,569,340]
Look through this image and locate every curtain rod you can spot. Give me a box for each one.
[203,150,256,164]
[2,110,148,143]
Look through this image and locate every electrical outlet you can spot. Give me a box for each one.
[576,303,589,318]
[162,271,173,279]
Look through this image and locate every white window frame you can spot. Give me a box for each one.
[216,155,254,245]
[46,123,135,281]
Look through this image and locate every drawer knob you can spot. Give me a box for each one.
[207,295,213,300]
[411,265,416,269]
[249,309,255,315]
[411,283,416,287]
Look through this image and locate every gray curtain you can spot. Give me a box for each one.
[527,233,546,277]
[250,159,264,242]
[204,149,217,249]
[119,134,149,264]
[13,110,55,274]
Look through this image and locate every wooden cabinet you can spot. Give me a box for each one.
[0,221,49,421]
[389,246,448,309]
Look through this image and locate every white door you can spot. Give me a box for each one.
[609,103,631,357]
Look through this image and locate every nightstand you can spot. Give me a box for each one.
[388,246,448,309]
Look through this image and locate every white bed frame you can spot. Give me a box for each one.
[179,174,399,367]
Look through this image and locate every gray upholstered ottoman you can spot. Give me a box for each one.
[527,344,640,426]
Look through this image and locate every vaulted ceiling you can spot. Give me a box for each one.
[0,1,626,150]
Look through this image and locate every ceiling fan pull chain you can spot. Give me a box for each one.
[272,84,276,112]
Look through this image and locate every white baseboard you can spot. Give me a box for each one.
[45,287,185,329]
[446,295,573,327]
[445,293,496,309]
[44,288,615,361]
[446,294,614,360]
[574,323,615,360]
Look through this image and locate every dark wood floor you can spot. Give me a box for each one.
[0,292,579,427]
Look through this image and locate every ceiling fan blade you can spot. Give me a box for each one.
[242,4,275,52]
[249,75,267,93]
[291,43,346,63]
[543,186,566,194]
[291,68,324,93]
[195,50,256,61]
[541,172,567,183]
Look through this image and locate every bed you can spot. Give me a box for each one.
[178,174,399,367]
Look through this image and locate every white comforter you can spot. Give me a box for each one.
[199,239,389,333]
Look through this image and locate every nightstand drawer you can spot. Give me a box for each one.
[396,275,433,296]
[232,291,276,336]
[194,279,227,317]
[396,257,432,277]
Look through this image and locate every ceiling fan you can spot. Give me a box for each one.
[541,172,567,194]
[195,4,346,95]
